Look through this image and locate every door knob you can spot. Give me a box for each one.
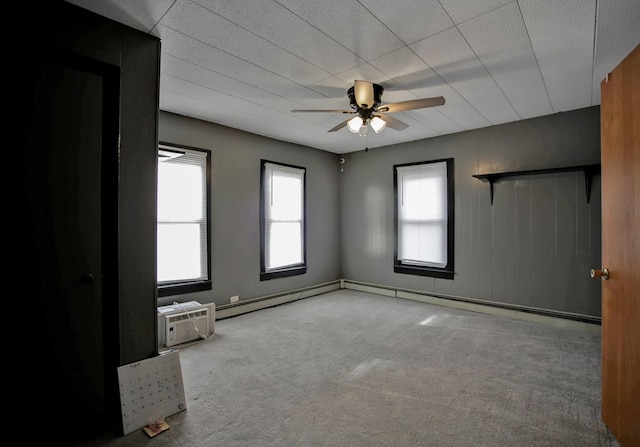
[80,273,95,284]
[590,268,609,280]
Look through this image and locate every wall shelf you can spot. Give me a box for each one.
[472,164,601,204]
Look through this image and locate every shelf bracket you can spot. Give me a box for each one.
[485,174,498,205]
[583,165,599,204]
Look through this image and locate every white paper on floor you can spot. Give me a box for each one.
[117,349,186,435]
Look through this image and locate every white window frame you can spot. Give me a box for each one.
[157,142,211,296]
[394,159,454,279]
[260,160,307,280]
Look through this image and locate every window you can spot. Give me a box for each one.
[394,158,454,279]
[157,142,211,296]
[260,160,307,280]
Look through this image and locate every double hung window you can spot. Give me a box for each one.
[394,159,454,279]
[260,160,307,280]
[157,143,211,296]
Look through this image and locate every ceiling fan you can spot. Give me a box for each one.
[291,80,445,135]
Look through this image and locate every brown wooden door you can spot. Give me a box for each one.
[599,44,639,447]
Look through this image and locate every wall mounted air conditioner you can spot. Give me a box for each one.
[158,301,216,348]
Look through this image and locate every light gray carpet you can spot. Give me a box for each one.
[81,289,619,446]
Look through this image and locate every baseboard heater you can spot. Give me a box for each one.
[342,279,601,332]
[157,301,216,348]
[216,280,341,319]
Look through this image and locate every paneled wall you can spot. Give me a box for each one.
[340,107,602,317]
[159,112,342,307]
[160,106,601,317]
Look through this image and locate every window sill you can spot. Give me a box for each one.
[394,264,454,280]
[158,280,212,297]
[260,265,307,281]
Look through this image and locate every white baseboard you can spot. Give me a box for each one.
[342,280,601,334]
[215,281,341,319]
[213,279,600,334]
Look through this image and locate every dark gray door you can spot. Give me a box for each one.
[21,50,119,443]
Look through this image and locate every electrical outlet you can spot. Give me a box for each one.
[230,295,239,303]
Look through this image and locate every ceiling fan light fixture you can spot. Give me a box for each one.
[347,116,363,133]
[370,116,386,133]
[291,80,445,134]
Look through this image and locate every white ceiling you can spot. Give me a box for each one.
[66,0,639,154]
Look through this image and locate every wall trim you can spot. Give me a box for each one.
[215,280,341,319]
[342,279,601,334]
[213,278,601,334]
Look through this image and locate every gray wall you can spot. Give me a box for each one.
[117,20,162,364]
[159,112,342,307]
[160,107,601,317]
[340,106,602,317]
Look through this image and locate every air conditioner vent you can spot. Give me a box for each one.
[167,309,207,323]
[157,302,215,348]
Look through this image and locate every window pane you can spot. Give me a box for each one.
[399,222,447,266]
[402,175,445,220]
[158,223,202,281]
[158,163,203,221]
[270,175,302,220]
[267,222,302,268]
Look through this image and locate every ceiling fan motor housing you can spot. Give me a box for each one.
[348,83,384,110]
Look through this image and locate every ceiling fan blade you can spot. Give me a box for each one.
[379,114,409,131]
[291,109,354,113]
[380,96,445,113]
[354,80,374,108]
[327,119,351,132]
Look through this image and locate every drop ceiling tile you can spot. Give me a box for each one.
[435,91,492,129]
[161,54,280,105]
[438,0,513,24]
[458,2,553,119]
[409,108,464,135]
[281,111,352,144]
[284,86,350,111]
[274,105,346,130]
[161,0,331,84]
[358,0,453,44]
[381,111,439,140]
[302,76,356,102]
[157,25,301,97]
[160,88,266,135]
[410,27,519,125]
[369,47,441,91]
[194,0,363,74]
[519,0,596,112]
[370,49,490,129]
[334,64,391,87]
[160,74,266,113]
[275,0,405,60]
[379,80,427,103]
